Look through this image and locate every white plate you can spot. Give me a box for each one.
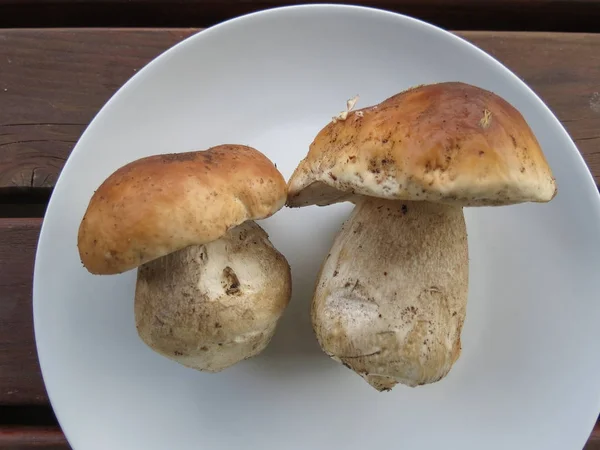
[33,5,600,450]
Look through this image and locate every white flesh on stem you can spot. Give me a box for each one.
[135,221,291,373]
[312,198,468,391]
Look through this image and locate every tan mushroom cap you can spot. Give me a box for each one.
[287,82,557,208]
[78,145,287,275]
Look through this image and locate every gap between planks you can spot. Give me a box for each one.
[1,0,600,32]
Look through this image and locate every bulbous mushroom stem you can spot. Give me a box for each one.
[134,221,291,372]
[311,197,469,391]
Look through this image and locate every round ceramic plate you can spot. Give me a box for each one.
[33,5,600,450]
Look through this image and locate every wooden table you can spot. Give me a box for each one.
[0,1,599,449]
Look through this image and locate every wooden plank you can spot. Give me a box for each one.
[0,426,69,449]
[0,29,599,194]
[0,0,600,32]
[462,32,600,185]
[0,29,192,191]
[587,422,600,450]
[0,218,46,405]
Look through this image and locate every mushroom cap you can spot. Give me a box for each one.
[287,82,557,208]
[78,145,287,275]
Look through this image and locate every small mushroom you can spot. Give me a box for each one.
[287,82,557,391]
[78,145,292,372]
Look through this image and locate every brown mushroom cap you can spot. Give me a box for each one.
[287,82,557,208]
[78,145,287,275]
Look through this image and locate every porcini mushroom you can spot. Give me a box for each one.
[78,145,292,372]
[287,82,557,391]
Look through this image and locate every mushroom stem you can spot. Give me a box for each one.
[311,197,469,391]
[135,221,291,373]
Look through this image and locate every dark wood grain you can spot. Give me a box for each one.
[1,0,600,32]
[464,32,600,183]
[0,218,45,405]
[0,29,192,192]
[0,29,599,197]
[0,426,69,449]
[588,421,600,450]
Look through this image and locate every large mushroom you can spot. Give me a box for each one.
[78,145,292,372]
[287,82,557,391]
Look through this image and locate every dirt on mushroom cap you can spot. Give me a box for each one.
[287,82,557,208]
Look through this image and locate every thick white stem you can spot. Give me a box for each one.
[135,221,291,372]
[312,197,468,391]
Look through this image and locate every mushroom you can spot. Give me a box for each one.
[78,145,292,372]
[287,82,557,391]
